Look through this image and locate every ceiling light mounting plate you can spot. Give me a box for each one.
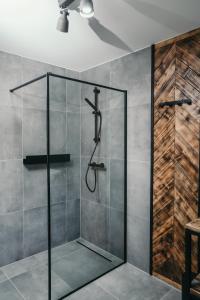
[58,0,76,9]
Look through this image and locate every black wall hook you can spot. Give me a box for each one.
[159,99,192,108]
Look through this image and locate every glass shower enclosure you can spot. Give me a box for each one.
[9,72,127,300]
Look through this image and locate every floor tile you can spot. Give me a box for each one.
[2,255,39,279]
[10,266,48,300]
[96,264,170,300]
[66,283,117,300]
[52,246,114,290]
[0,280,23,300]
[0,270,7,283]
[161,289,181,300]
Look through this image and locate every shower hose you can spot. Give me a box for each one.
[85,111,102,193]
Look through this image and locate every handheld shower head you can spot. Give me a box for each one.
[84,98,97,111]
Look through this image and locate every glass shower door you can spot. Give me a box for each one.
[48,74,126,300]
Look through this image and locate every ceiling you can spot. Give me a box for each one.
[0,0,199,72]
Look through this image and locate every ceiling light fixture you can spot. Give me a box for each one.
[57,10,70,33]
[80,0,94,18]
[57,0,94,32]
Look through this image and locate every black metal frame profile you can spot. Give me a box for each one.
[149,44,155,275]
[10,72,127,300]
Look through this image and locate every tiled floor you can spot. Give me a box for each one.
[0,239,122,300]
[65,264,181,300]
[0,240,181,300]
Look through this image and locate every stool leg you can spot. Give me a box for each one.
[182,229,192,300]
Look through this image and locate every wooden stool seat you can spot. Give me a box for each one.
[182,219,200,299]
[186,219,200,234]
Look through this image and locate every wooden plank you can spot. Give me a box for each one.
[152,28,200,286]
[155,27,200,49]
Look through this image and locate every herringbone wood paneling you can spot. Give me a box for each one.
[153,28,200,285]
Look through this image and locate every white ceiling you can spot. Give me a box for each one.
[0,0,199,72]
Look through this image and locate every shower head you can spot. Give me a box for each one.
[57,10,69,33]
[84,98,97,111]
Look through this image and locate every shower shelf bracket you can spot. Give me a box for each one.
[23,154,70,165]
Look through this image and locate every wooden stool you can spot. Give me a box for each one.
[182,219,200,300]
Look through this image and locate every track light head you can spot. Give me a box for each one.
[56,10,69,33]
[80,0,94,18]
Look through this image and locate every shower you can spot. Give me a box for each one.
[84,87,105,193]
[7,71,126,300]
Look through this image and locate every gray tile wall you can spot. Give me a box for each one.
[80,47,151,272]
[0,51,81,267]
[0,47,151,273]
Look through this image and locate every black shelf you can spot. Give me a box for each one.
[23,154,70,165]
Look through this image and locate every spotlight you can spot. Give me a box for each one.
[80,0,94,18]
[56,10,69,33]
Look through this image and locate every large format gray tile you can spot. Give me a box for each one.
[52,246,112,290]
[0,160,23,214]
[0,90,22,108]
[66,199,80,242]
[50,164,67,204]
[23,207,48,257]
[0,107,22,160]
[0,51,22,92]
[127,160,150,220]
[128,104,151,162]
[23,108,46,155]
[161,289,181,300]
[51,203,66,247]
[96,264,170,300]
[127,215,150,272]
[0,212,23,267]
[11,266,48,300]
[50,110,67,154]
[109,208,124,259]
[51,241,81,262]
[110,48,151,107]
[0,270,7,283]
[66,283,116,300]
[23,165,47,210]
[67,112,80,156]
[11,264,71,300]
[66,70,81,112]
[81,199,108,251]
[49,74,66,112]
[0,280,23,300]
[2,255,39,279]
[23,108,66,155]
[67,156,80,201]
[110,159,124,211]
[108,107,124,160]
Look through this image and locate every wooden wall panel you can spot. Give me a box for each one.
[153,28,200,286]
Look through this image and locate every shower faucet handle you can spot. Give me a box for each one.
[89,162,106,170]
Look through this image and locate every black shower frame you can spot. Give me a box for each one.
[10,72,128,300]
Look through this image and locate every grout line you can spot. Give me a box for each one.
[3,272,26,300]
[80,75,82,239]
[94,281,119,300]
[21,61,25,259]
[160,288,180,300]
